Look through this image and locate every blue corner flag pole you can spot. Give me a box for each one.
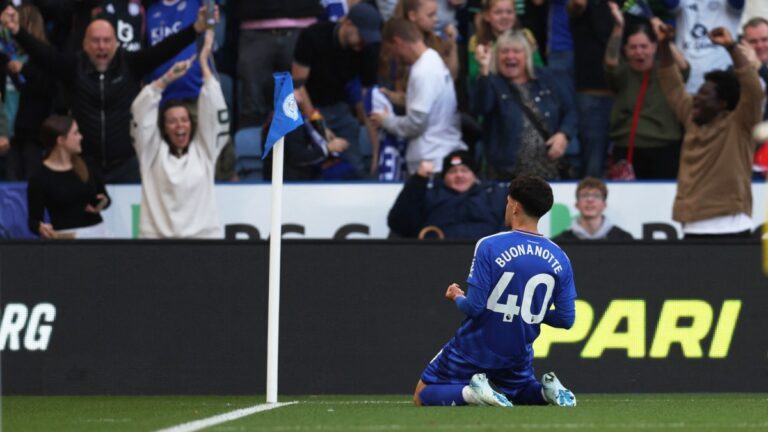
[266,72,301,404]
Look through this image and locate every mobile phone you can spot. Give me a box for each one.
[205,0,215,26]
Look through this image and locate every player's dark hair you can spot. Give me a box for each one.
[382,17,423,43]
[507,175,553,219]
[703,70,739,110]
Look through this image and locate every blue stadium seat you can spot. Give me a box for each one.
[234,127,263,180]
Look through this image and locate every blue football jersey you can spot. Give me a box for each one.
[450,230,577,370]
[146,0,202,102]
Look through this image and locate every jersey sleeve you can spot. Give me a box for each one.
[543,254,577,329]
[462,239,494,317]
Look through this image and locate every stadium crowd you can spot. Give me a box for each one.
[0,0,765,238]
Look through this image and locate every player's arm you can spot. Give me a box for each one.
[448,282,485,318]
[543,263,576,329]
[542,296,575,329]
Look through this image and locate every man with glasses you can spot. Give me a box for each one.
[554,177,633,241]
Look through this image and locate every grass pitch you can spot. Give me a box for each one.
[4,394,768,431]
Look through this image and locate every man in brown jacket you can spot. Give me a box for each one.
[657,25,763,239]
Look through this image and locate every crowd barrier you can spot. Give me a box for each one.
[1,240,766,395]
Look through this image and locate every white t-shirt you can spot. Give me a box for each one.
[383,48,466,173]
[131,78,229,239]
[672,0,743,93]
[683,212,753,234]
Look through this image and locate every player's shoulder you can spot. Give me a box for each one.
[542,235,565,252]
[473,230,514,255]
[542,236,574,270]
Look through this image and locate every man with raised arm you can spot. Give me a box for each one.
[0,4,217,183]
[657,24,763,238]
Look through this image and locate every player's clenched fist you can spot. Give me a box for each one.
[445,283,465,301]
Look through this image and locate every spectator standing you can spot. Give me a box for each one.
[292,2,382,177]
[742,17,768,120]
[569,0,614,178]
[472,30,576,180]
[379,0,460,137]
[662,0,744,94]
[396,0,459,80]
[604,3,689,179]
[93,0,145,52]
[658,25,762,238]
[237,0,322,129]
[542,0,575,82]
[144,0,236,182]
[531,0,580,172]
[554,176,633,240]
[27,115,111,239]
[130,30,228,239]
[0,3,214,183]
[2,4,54,182]
[468,0,543,88]
[370,18,466,174]
[387,151,507,239]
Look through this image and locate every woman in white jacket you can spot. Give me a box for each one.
[131,29,229,238]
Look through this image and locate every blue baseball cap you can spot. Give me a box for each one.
[347,3,382,45]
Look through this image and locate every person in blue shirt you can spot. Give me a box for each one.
[145,0,204,103]
[413,175,577,407]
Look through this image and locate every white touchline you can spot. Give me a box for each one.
[155,401,297,432]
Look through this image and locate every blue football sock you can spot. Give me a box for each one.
[512,380,547,406]
[418,384,467,406]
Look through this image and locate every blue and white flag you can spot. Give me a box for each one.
[364,86,407,181]
[263,72,303,159]
[321,0,347,22]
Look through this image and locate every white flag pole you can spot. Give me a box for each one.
[266,135,285,404]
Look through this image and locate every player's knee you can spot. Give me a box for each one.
[413,390,423,407]
[413,381,426,407]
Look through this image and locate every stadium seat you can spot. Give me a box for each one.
[234,127,263,180]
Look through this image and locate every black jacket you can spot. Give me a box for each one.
[388,175,508,239]
[15,25,198,168]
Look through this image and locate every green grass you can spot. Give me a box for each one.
[4,394,768,431]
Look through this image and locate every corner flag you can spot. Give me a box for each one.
[263,72,303,159]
